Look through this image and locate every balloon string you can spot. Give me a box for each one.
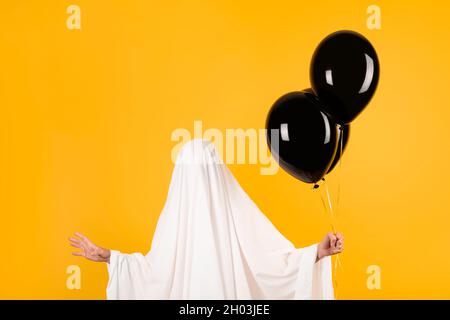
[318,179,341,299]
[336,127,344,272]
[317,125,346,299]
[318,186,336,232]
[336,126,344,219]
[325,179,334,219]
[324,179,342,268]
[332,127,346,296]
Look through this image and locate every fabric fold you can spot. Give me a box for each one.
[106,139,334,300]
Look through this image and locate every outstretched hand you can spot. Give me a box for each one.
[69,232,111,263]
[317,232,344,261]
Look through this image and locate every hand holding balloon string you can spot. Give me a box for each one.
[317,232,344,262]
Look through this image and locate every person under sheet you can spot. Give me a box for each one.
[69,139,344,299]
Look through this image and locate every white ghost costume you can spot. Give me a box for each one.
[106,139,334,300]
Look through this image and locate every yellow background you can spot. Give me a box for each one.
[1,0,449,299]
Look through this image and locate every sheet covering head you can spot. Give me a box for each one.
[106,139,333,299]
[175,138,222,165]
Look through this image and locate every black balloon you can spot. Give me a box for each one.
[310,30,379,124]
[302,88,350,174]
[266,91,338,184]
[326,124,350,173]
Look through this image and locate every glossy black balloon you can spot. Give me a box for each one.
[266,91,338,184]
[310,30,379,124]
[302,88,350,174]
[326,124,350,173]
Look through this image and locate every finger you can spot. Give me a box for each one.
[332,248,341,254]
[75,232,92,244]
[69,241,81,249]
[74,232,88,240]
[336,239,343,247]
[72,251,85,257]
[69,241,82,248]
[336,232,344,241]
[69,237,81,244]
[329,234,337,248]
